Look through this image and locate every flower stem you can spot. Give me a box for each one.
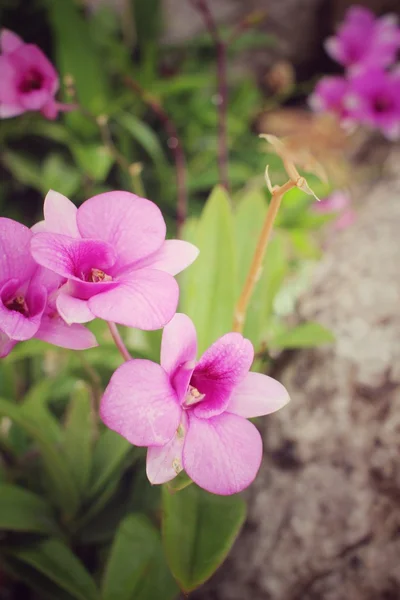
[233,179,294,332]
[189,0,229,190]
[124,76,188,238]
[107,322,132,362]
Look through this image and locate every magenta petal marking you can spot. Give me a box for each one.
[191,333,254,419]
[76,191,166,272]
[88,269,179,330]
[146,412,188,484]
[227,371,290,418]
[0,280,46,341]
[183,412,263,495]
[31,233,116,281]
[100,359,181,447]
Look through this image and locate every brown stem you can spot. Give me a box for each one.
[124,76,188,237]
[233,179,295,332]
[107,322,132,362]
[189,0,229,190]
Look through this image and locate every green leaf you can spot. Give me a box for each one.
[70,142,114,181]
[270,321,335,349]
[0,398,80,518]
[117,113,168,172]
[2,151,43,192]
[102,514,178,600]
[41,154,82,198]
[64,382,95,497]
[88,429,135,499]
[180,186,236,353]
[46,0,108,114]
[0,484,58,535]
[7,538,98,600]
[162,484,246,592]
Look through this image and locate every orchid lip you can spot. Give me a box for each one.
[5,295,29,317]
[183,385,205,409]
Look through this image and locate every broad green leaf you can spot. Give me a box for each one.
[7,538,98,600]
[289,229,321,259]
[270,321,335,349]
[88,429,135,499]
[162,484,246,592]
[180,186,236,353]
[0,484,58,535]
[64,382,95,497]
[102,514,178,600]
[1,556,75,600]
[46,0,108,114]
[0,398,79,518]
[3,339,53,362]
[70,142,114,181]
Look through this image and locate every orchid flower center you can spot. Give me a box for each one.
[87,268,113,283]
[373,95,392,113]
[19,69,45,93]
[5,295,29,317]
[183,385,205,409]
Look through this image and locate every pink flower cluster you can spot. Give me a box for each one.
[1,190,290,495]
[0,29,70,120]
[310,6,400,140]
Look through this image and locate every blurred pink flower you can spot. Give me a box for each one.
[313,191,356,231]
[31,190,199,329]
[0,29,70,120]
[100,313,290,495]
[309,76,350,120]
[0,217,97,358]
[325,6,400,71]
[345,68,400,140]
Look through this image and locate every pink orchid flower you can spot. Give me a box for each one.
[100,313,290,495]
[325,6,400,72]
[309,76,350,121]
[30,191,199,330]
[0,217,97,358]
[0,29,70,120]
[344,67,400,141]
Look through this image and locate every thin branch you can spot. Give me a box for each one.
[107,322,132,362]
[233,179,295,332]
[189,0,229,190]
[124,76,188,237]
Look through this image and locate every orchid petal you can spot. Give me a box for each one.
[183,412,263,495]
[43,190,79,237]
[227,371,290,418]
[31,233,116,281]
[134,240,199,276]
[0,29,23,54]
[35,316,97,350]
[76,191,166,272]
[146,412,188,484]
[100,359,181,447]
[56,292,95,325]
[0,331,16,358]
[88,269,179,330]
[0,218,36,285]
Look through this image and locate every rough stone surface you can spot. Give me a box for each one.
[193,155,400,599]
